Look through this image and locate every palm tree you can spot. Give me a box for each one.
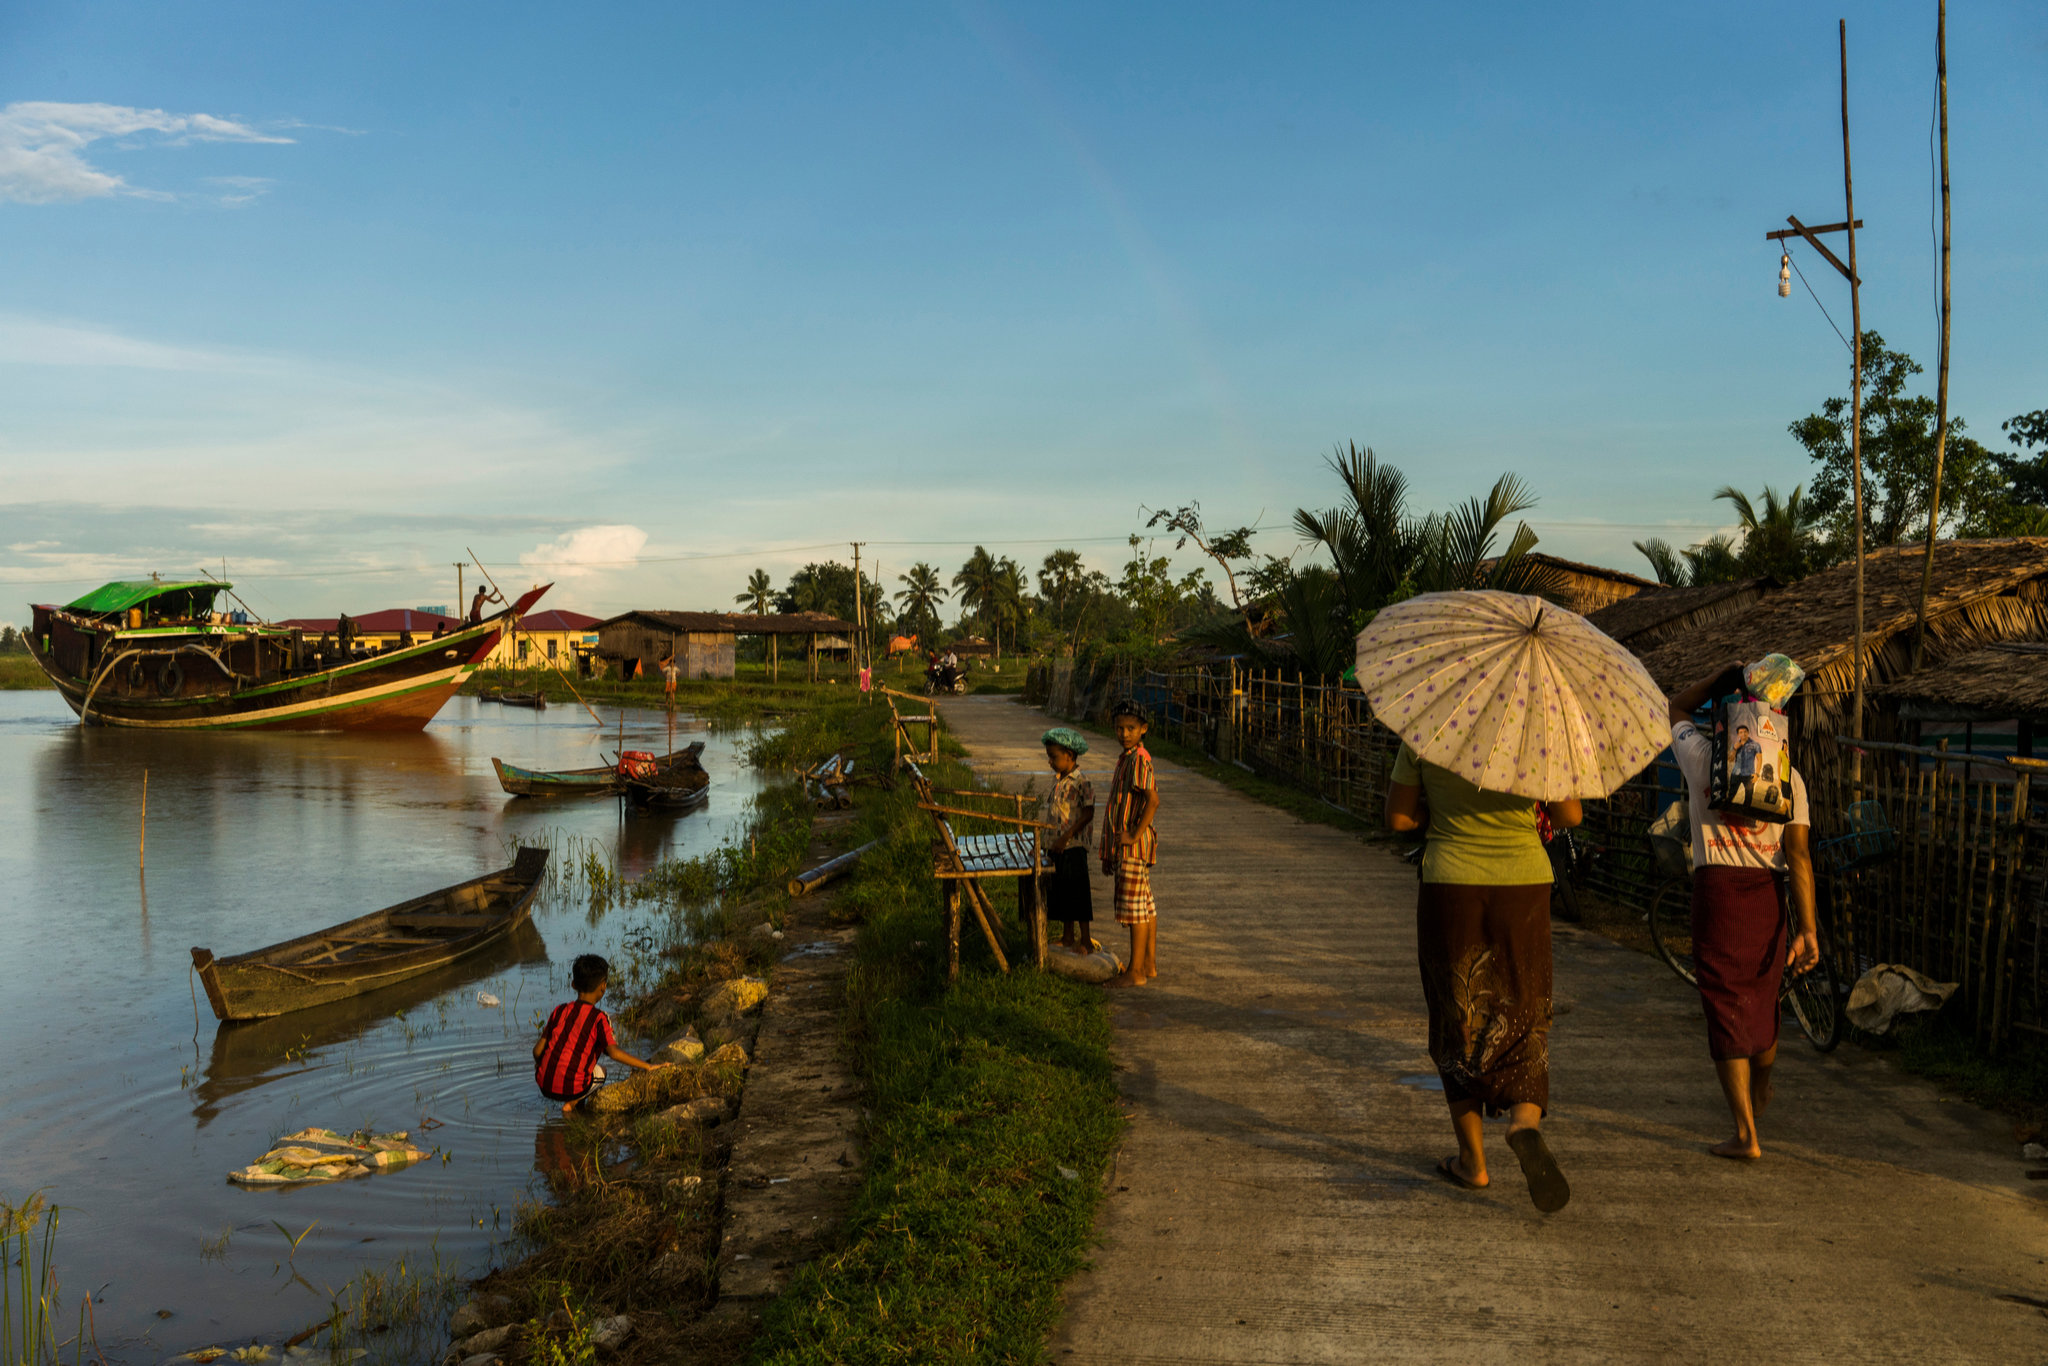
[894,563,947,649]
[1715,483,1819,582]
[735,569,773,614]
[992,556,1028,662]
[952,546,1000,641]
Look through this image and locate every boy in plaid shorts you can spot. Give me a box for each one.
[1099,700,1160,986]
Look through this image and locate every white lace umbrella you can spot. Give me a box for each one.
[1354,590,1671,800]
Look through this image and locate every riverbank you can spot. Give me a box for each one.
[411,688,1117,1365]
[0,654,48,688]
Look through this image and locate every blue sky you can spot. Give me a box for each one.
[1,1,2043,623]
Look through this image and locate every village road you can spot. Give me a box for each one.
[940,694,2048,1366]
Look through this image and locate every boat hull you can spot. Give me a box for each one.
[25,587,549,732]
[492,742,706,798]
[192,847,550,1021]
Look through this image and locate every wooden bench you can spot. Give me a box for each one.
[903,758,1054,979]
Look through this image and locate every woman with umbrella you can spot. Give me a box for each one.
[1361,591,1671,1213]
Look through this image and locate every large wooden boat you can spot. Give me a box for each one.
[491,741,706,797]
[25,578,550,731]
[191,847,551,1021]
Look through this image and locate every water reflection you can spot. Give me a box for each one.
[193,921,549,1127]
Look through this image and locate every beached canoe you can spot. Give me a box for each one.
[190,847,550,1021]
[491,741,706,797]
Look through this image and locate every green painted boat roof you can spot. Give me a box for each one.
[66,580,226,614]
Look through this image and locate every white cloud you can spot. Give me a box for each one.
[520,526,651,579]
[0,101,293,205]
[0,312,258,370]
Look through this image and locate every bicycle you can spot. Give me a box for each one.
[1645,832,1843,1052]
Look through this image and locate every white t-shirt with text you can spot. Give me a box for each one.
[1671,719,1809,872]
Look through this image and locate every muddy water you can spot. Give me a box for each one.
[0,692,771,1362]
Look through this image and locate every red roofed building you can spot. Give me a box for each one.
[279,607,601,670]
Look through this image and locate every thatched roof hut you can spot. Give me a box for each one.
[1584,577,1781,650]
[1872,642,2048,726]
[1634,539,2048,780]
[1499,553,1660,616]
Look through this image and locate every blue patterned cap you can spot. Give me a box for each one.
[1041,726,1090,757]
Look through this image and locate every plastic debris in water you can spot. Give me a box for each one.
[476,991,502,1008]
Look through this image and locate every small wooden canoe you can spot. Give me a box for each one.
[625,766,711,809]
[498,691,547,709]
[191,847,551,1021]
[492,741,706,797]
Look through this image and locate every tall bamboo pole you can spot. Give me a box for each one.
[1842,20,1867,782]
[1911,0,1952,671]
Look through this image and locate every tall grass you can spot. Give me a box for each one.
[1,1193,93,1366]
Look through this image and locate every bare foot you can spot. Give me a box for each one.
[1104,972,1140,988]
[1710,1136,1763,1160]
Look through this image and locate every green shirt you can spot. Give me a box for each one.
[1390,744,1552,886]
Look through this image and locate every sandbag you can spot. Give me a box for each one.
[1046,946,1124,984]
[1846,963,1959,1035]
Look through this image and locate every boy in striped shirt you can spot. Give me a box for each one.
[533,954,666,1115]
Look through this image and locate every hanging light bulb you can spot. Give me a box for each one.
[1778,252,1792,298]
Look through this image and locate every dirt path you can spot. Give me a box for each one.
[941,695,2048,1366]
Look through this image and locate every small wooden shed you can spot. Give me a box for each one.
[593,609,860,682]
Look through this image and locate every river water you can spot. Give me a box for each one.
[0,691,771,1362]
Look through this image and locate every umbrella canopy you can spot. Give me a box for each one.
[1355,590,1671,801]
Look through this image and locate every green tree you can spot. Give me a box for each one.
[1632,534,1742,587]
[1036,550,1111,654]
[893,562,948,648]
[951,547,1000,645]
[1117,536,1208,644]
[735,568,774,615]
[1789,331,2007,549]
[1715,483,1822,581]
[1144,502,1258,622]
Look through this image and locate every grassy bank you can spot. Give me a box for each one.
[416,690,1118,1364]
[0,654,49,689]
[748,713,1122,1363]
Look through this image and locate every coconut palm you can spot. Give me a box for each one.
[1715,483,1820,582]
[952,546,1000,636]
[894,562,947,649]
[735,568,774,615]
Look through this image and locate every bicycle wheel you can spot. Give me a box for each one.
[1550,871,1583,923]
[1784,934,1842,1052]
[1647,877,1697,986]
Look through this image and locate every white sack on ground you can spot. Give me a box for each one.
[1046,946,1124,984]
[1845,963,1959,1035]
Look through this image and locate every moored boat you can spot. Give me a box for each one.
[491,741,706,797]
[25,578,551,731]
[498,691,547,709]
[191,847,551,1021]
[625,765,712,809]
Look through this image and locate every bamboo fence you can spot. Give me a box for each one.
[1036,656,2048,1047]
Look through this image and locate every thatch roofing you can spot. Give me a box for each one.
[1520,552,1661,591]
[1637,539,2048,693]
[1585,577,1780,646]
[595,609,858,636]
[1872,643,2048,719]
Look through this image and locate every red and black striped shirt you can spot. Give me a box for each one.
[535,1000,614,1101]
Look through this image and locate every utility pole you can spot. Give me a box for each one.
[850,541,867,676]
[1911,0,1952,671]
[1763,19,1865,776]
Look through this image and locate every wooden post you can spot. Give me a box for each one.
[139,768,147,871]
[945,882,961,982]
[1909,0,1952,671]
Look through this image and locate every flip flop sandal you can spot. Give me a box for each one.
[1507,1129,1571,1213]
[1436,1156,1485,1191]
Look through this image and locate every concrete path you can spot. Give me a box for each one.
[941,695,2048,1366]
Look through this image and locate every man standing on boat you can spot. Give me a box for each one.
[468,584,503,624]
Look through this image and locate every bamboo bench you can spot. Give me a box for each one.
[881,686,940,770]
[903,758,1053,978]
